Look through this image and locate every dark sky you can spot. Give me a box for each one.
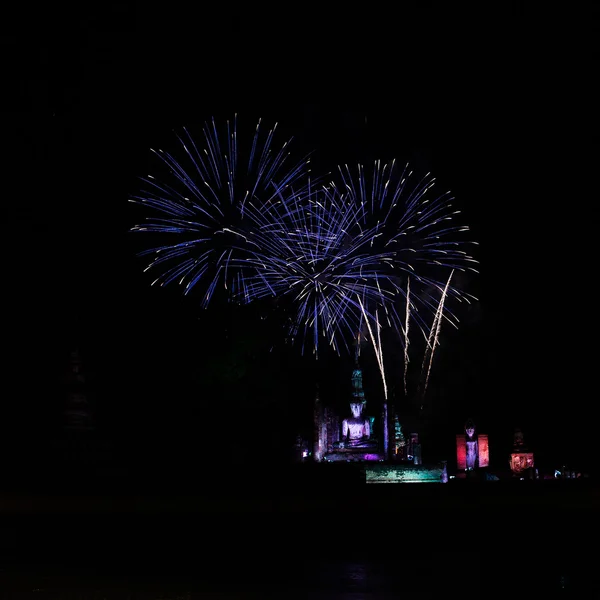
[3,3,596,472]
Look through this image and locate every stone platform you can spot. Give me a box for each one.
[323,448,384,462]
[365,463,443,483]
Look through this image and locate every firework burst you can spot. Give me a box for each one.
[130,118,477,375]
[129,116,309,307]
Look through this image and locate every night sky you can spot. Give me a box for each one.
[3,3,596,478]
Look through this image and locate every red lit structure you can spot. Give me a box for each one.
[509,427,534,474]
[510,452,534,473]
[456,435,467,470]
[478,434,490,467]
[456,419,489,471]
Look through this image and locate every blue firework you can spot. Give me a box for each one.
[238,159,478,356]
[130,116,309,307]
[130,118,477,360]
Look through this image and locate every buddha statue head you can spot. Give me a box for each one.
[349,401,365,419]
[465,418,476,440]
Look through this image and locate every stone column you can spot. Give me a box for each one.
[313,385,323,461]
[382,402,389,459]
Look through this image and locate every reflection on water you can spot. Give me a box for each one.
[2,554,597,598]
[2,483,598,599]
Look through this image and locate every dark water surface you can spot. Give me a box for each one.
[1,481,598,597]
[2,553,596,598]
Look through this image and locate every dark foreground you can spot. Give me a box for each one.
[1,474,599,597]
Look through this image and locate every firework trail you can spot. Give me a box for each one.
[419,270,454,403]
[357,296,387,400]
[403,276,411,397]
[357,296,390,455]
[129,116,309,307]
[374,307,390,457]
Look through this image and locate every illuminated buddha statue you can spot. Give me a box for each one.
[465,418,478,470]
[341,362,377,449]
[342,401,373,447]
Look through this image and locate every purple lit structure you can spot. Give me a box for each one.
[305,366,494,484]
[320,361,384,462]
[310,360,431,464]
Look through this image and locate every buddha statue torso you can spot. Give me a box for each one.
[465,419,478,470]
[342,402,375,448]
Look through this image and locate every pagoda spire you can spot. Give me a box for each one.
[351,359,366,403]
[313,382,324,462]
[351,329,366,401]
